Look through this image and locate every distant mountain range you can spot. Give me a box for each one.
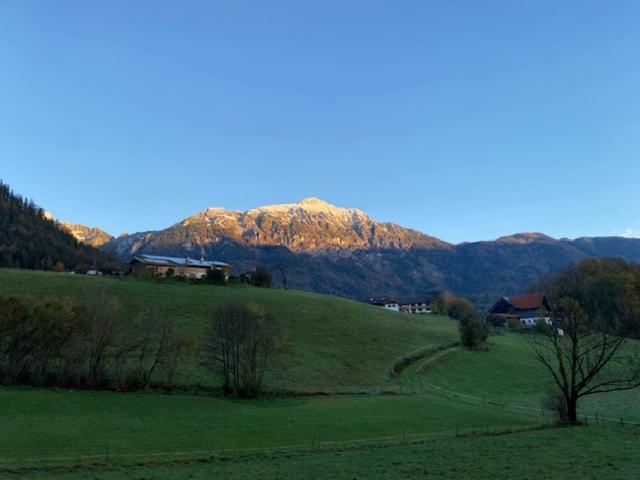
[60,197,640,306]
[58,221,114,248]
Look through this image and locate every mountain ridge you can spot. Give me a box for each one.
[59,197,640,305]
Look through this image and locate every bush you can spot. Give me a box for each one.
[543,389,570,424]
[459,312,488,350]
[206,268,227,285]
[252,266,272,288]
[447,298,476,321]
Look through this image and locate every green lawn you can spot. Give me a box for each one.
[0,269,457,391]
[4,426,639,479]
[0,387,538,462]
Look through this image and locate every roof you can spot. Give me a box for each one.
[398,299,431,306]
[507,293,547,310]
[131,254,229,268]
[370,298,399,306]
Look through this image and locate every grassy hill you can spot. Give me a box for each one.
[0,268,457,391]
[420,334,640,423]
[0,268,638,479]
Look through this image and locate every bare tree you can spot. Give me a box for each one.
[124,311,190,389]
[529,297,640,424]
[277,265,287,289]
[84,283,122,387]
[203,302,278,397]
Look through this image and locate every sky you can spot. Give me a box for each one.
[1,1,639,243]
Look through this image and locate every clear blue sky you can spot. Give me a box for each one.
[1,1,639,243]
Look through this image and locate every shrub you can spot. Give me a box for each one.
[459,312,488,350]
[206,268,227,285]
[446,297,476,321]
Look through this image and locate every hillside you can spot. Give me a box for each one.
[0,268,457,391]
[0,181,120,271]
[59,221,114,248]
[84,197,640,305]
[1,269,638,478]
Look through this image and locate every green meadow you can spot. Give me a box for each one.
[0,268,638,479]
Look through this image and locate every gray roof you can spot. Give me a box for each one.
[132,254,229,268]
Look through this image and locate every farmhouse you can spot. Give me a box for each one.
[488,293,551,328]
[399,300,432,314]
[370,298,400,312]
[129,254,231,280]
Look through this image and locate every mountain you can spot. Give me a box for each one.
[59,222,114,248]
[0,181,120,271]
[99,198,640,306]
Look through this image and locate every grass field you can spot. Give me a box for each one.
[0,387,539,462]
[5,426,638,480]
[0,268,638,479]
[0,269,457,391]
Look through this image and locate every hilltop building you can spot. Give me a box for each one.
[128,254,231,280]
[370,298,431,314]
[399,300,432,314]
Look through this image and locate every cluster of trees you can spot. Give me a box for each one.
[203,302,279,397]
[0,180,120,272]
[432,292,488,350]
[0,286,189,390]
[531,258,640,424]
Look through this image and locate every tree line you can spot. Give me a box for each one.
[0,180,120,272]
[0,286,280,397]
[0,285,189,390]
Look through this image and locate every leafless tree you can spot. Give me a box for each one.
[203,302,279,397]
[529,297,640,424]
[129,311,190,389]
[84,283,122,387]
[277,265,287,289]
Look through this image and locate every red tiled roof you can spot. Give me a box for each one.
[507,293,546,310]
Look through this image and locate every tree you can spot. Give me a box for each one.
[202,302,278,397]
[206,267,226,285]
[530,259,640,424]
[116,310,190,390]
[459,312,488,349]
[276,265,287,289]
[251,266,272,288]
[83,283,122,387]
[446,297,476,321]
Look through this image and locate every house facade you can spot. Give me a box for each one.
[399,300,432,314]
[371,298,431,314]
[129,254,231,280]
[488,293,551,328]
[370,298,400,312]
